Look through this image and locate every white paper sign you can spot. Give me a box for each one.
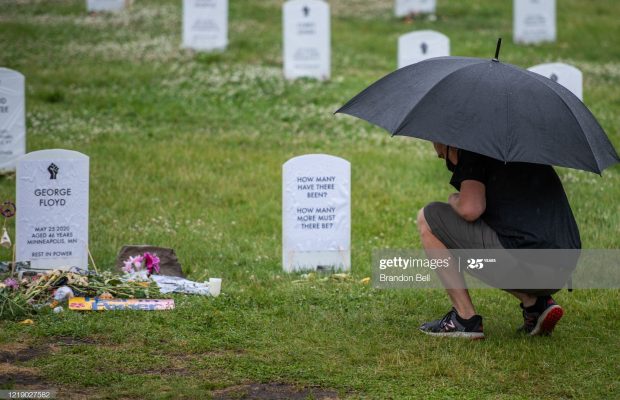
[0,68,25,173]
[283,0,331,81]
[16,150,89,271]
[282,154,350,272]
[86,0,127,12]
[513,0,556,44]
[528,62,583,100]
[395,0,436,17]
[398,30,449,69]
[182,0,228,51]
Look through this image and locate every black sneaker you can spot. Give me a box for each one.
[419,308,485,339]
[518,296,564,336]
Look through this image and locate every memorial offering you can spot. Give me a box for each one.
[398,30,449,69]
[283,0,330,80]
[395,0,436,17]
[513,0,556,44]
[0,68,25,173]
[16,149,89,271]
[69,297,174,311]
[282,154,350,272]
[0,269,164,320]
[182,0,228,51]
[528,62,583,100]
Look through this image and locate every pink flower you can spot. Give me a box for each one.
[122,255,144,273]
[143,252,160,275]
[122,259,134,273]
[131,255,143,270]
[3,277,19,291]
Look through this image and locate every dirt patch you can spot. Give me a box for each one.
[0,344,49,363]
[51,336,99,346]
[211,383,339,400]
[0,363,48,388]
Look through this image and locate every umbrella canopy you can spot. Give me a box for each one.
[336,50,619,174]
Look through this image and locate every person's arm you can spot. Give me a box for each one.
[448,180,486,222]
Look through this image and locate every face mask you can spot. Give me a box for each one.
[445,146,456,172]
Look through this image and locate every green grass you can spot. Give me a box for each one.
[1,0,619,398]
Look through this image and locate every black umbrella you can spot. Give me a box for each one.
[336,39,619,174]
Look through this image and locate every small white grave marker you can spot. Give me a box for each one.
[16,150,90,271]
[283,0,331,80]
[395,0,437,17]
[513,0,556,44]
[282,154,350,272]
[182,0,228,51]
[0,68,25,173]
[86,0,128,13]
[528,62,583,100]
[398,30,449,69]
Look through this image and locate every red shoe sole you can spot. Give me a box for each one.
[537,306,564,336]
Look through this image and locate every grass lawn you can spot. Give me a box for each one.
[1,0,619,398]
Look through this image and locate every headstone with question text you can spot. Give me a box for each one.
[398,30,449,69]
[182,0,228,51]
[283,0,330,80]
[395,0,437,17]
[513,0,556,44]
[16,150,89,271]
[528,62,583,101]
[0,68,25,173]
[282,154,350,272]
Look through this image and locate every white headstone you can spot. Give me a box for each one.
[16,150,89,271]
[398,30,449,69]
[182,0,228,52]
[86,0,127,12]
[282,154,350,272]
[528,62,583,100]
[395,0,437,17]
[283,0,331,81]
[0,68,25,173]
[513,0,556,44]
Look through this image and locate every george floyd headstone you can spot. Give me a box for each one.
[182,0,228,52]
[283,0,330,81]
[395,0,437,17]
[16,150,89,271]
[513,0,556,44]
[398,30,449,69]
[0,68,25,173]
[282,154,350,272]
[528,62,583,101]
[86,0,129,13]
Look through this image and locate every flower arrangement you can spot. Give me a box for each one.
[122,252,161,277]
[0,269,165,321]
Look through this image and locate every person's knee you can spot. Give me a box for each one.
[418,202,443,236]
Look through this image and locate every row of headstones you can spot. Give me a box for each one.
[0,56,583,173]
[12,149,341,273]
[86,0,558,79]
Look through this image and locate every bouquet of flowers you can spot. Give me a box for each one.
[122,252,161,280]
[0,269,166,321]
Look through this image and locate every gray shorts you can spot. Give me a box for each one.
[423,201,560,295]
[423,202,503,250]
